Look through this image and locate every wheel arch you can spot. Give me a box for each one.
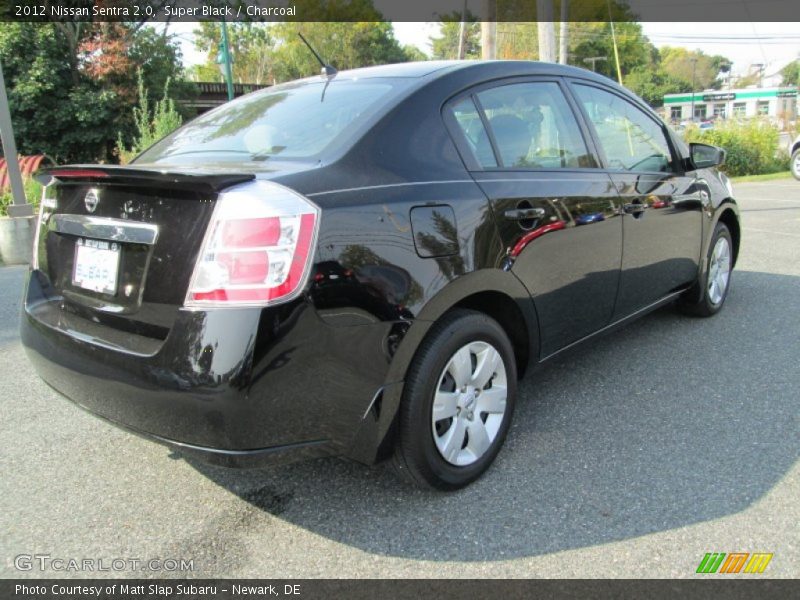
[387,269,540,386]
[716,204,741,267]
[346,269,539,465]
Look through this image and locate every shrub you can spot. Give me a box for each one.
[682,119,790,177]
[0,176,43,217]
[116,71,183,165]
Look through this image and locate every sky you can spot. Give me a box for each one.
[167,21,800,86]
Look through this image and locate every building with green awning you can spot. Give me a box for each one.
[664,87,798,122]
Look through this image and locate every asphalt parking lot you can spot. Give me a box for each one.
[1,179,798,579]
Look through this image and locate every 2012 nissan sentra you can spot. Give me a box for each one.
[21,61,740,490]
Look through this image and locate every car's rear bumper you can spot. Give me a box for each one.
[20,270,403,467]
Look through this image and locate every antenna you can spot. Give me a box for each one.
[297,33,337,78]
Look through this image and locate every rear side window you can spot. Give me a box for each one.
[137,78,410,165]
[450,97,497,168]
[573,84,673,173]
[475,82,594,169]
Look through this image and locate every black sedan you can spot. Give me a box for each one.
[22,61,740,490]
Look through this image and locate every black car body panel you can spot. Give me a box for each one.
[21,61,740,468]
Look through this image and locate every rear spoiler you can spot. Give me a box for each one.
[35,165,255,194]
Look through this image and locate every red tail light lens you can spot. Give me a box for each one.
[185,180,320,307]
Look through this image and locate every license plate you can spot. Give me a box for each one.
[72,238,120,295]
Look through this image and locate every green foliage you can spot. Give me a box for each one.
[0,23,189,164]
[191,22,274,84]
[569,21,656,79]
[658,46,730,91]
[0,176,43,217]
[780,60,799,87]
[267,22,413,83]
[116,72,183,164]
[625,65,691,107]
[430,17,480,60]
[191,17,421,85]
[683,119,790,177]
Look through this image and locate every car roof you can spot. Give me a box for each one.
[334,60,615,85]
[333,61,465,79]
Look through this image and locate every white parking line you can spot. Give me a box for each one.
[743,227,800,238]
[738,198,800,204]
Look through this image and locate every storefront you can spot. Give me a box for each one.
[663,87,798,123]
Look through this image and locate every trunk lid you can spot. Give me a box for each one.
[32,165,256,343]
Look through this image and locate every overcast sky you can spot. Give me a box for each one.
[168,21,799,85]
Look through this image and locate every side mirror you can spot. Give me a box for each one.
[690,143,726,170]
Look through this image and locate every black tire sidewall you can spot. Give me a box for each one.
[398,311,517,490]
[792,149,800,181]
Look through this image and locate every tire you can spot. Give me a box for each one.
[679,222,734,317]
[792,148,800,181]
[392,309,517,491]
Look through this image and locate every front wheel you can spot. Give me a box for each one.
[679,222,733,317]
[392,309,517,491]
[792,148,800,181]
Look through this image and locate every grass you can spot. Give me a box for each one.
[731,171,793,183]
[0,177,43,217]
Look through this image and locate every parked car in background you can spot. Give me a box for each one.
[21,61,740,490]
[791,134,800,180]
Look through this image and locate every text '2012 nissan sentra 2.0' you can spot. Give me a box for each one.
[21,61,740,490]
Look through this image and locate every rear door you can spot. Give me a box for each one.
[444,78,623,358]
[568,82,703,319]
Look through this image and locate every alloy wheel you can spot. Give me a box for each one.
[708,235,731,305]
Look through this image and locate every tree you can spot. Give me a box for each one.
[268,22,412,83]
[780,60,799,87]
[192,21,418,85]
[625,66,690,107]
[568,21,657,81]
[430,17,481,60]
[0,22,187,163]
[191,22,274,85]
[659,47,730,91]
[116,71,183,164]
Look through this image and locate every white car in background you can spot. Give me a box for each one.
[792,134,800,180]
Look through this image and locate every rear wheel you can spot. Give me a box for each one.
[392,309,517,490]
[679,222,733,317]
[792,148,800,181]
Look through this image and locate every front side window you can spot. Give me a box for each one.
[574,84,673,173]
[473,82,594,169]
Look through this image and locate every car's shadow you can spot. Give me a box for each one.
[185,270,799,561]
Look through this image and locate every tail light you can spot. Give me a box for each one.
[185,180,320,307]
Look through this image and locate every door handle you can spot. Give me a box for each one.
[504,208,545,221]
[623,202,648,215]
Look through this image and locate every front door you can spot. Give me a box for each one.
[569,83,703,319]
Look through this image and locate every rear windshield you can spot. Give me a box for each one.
[136,77,411,165]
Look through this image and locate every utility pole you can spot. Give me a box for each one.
[220,20,234,101]
[457,0,467,59]
[583,56,607,72]
[537,0,556,62]
[0,62,32,217]
[559,0,568,64]
[690,57,698,121]
[480,1,496,60]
